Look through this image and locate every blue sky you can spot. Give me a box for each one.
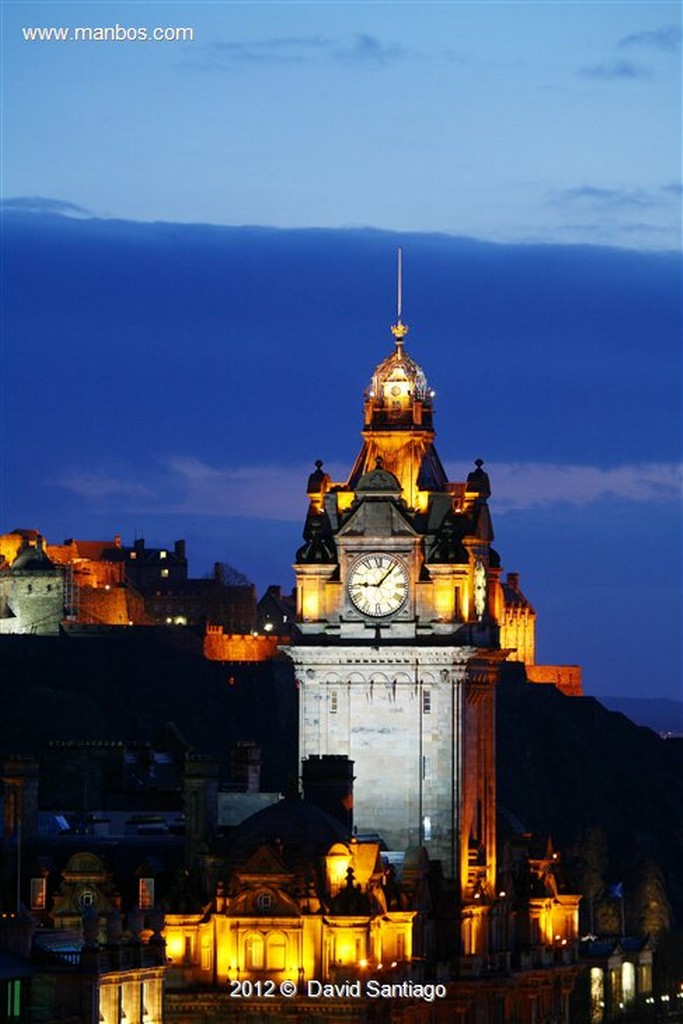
[3,1,681,247]
[1,2,681,704]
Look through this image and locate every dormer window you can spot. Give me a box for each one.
[31,877,46,910]
[139,877,155,909]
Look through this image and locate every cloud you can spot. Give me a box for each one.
[1,196,92,217]
[192,33,406,70]
[333,33,406,67]
[578,58,651,79]
[550,185,670,210]
[54,471,155,501]
[55,458,682,521]
[465,462,683,512]
[205,35,333,65]
[164,457,348,520]
[618,25,682,52]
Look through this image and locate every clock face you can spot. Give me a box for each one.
[348,553,409,618]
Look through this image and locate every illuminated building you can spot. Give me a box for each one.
[160,309,584,1022]
[0,533,64,635]
[287,313,580,955]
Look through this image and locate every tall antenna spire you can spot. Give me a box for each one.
[397,246,402,321]
[391,246,409,346]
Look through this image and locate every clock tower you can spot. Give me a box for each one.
[285,314,506,948]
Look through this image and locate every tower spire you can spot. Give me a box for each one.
[391,247,409,347]
[397,246,402,321]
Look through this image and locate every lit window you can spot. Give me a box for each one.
[422,690,431,715]
[267,932,287,971]
[139,877,155,909]
[159,550,167,559]
[130,552,137,560]
[330,691,338,714]
[422,815,432,841]
[30,877,46,910]
[590,967,605,1023]
[622,962,636,1005]
[245,933,264,969]
[161,568,169,578]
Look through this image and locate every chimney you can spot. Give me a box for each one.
[302,755,354,833]
[231,741,262,793]
[175,539,186,561]
[213,562,224,585]
[134,537,145,552]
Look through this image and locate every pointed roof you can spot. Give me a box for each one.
[10,537,57,573]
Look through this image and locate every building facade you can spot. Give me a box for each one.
[286,316,581,965]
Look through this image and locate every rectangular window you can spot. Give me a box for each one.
[422,755,432,781]
[161,568,169,578]
[6,980,21,1019]
[139,877,155,909]
[422,689,431,715]
[423,815,432,841]
[159,550,167,559]
[30,877,46,910]
[396,933,405,960]
[330,691,338,714]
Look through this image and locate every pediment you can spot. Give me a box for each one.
[237,843,292,881]
[228,886,302,918]
[337,499,417,539]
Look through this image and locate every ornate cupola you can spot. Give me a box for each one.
[363,320,435,431]
[348,320,448,510]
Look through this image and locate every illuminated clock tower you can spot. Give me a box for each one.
[286,312,508,949]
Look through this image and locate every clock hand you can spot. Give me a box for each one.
[376,564,398,587]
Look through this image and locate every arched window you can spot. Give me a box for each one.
[266,932,287,971]
[244,933,264,970]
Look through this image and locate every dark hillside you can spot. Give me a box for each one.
[2,633,681,925]
[0,631,297,791]
[497,669,683,928]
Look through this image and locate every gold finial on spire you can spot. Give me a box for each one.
[391,246,409,345]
